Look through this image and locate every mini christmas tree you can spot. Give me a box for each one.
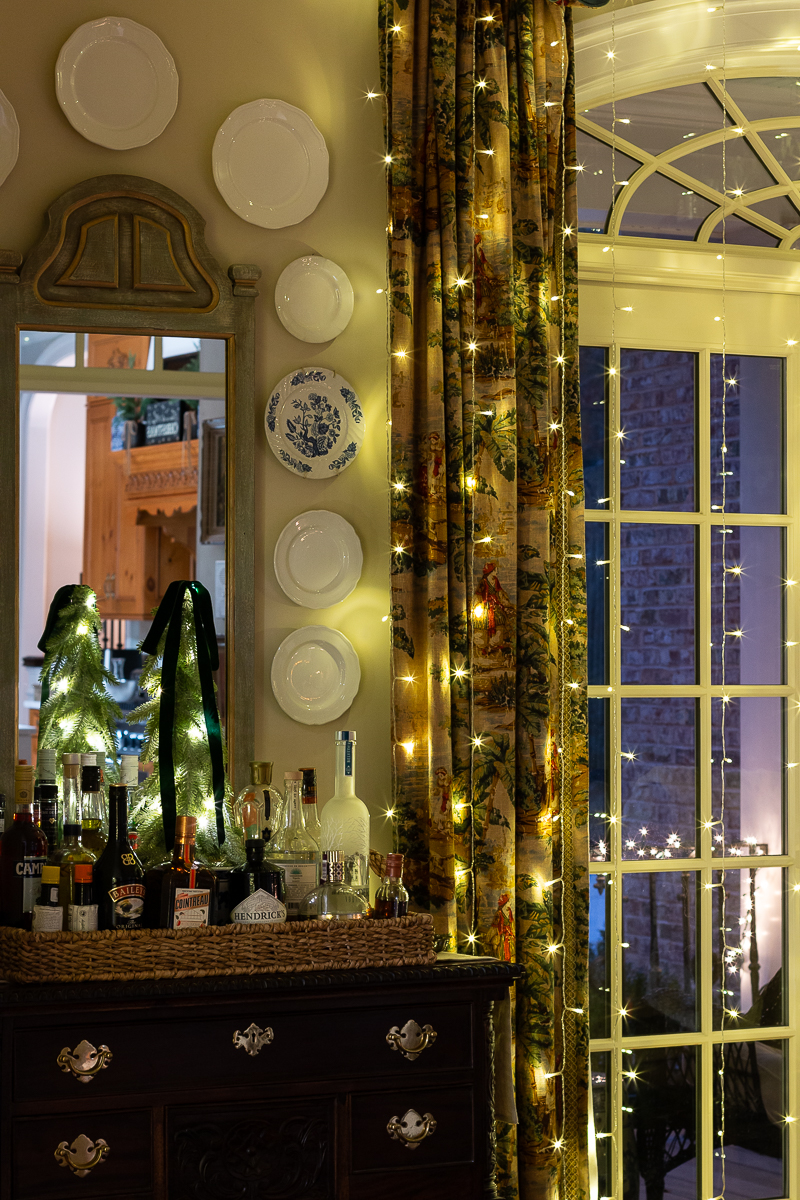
[127,581,238,867]
[37,584,121,774]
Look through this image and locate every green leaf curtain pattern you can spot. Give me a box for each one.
[381,2,590,1196]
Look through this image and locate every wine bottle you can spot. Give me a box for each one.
[0,767,48,928]
[36,747,59,855]
[93,779,145,930]
[319,731,370,898]
[80,758,107,857]
[144,815,214,929]
[299,767,321,848]
[267,773,319,919]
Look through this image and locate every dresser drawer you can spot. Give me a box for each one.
[350,1084,474,1173]
[14,1002,473,1101]
[12,1108,153,1199]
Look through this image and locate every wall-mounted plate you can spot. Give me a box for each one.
[0,88,18,188]
[56,17,178,149]
[271,625,360,725]
[275,256,354,343]
[274,510,362,608]
[265,367,364,478]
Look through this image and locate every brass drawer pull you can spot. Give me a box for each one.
[386,1019,437,1061]
[387,1108,437,1149]
[54,1134,110,1176]
[233,1022,274,1057]
[57,1040,113,1084]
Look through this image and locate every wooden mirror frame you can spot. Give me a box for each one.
[0,174,259,790]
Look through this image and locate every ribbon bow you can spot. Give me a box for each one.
[38,584,78,705]
[141,581,225,849]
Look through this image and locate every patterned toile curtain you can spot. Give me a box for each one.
[381,2,589,1197]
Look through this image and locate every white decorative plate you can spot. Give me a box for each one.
[265,368,364,478]
[271,626,360,725]
[274,510,363,608]
[55,17,178,150]
[213,99,329,229]
[0,88,19,188]
[275,257,354,343]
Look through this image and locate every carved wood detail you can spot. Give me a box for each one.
[125,466,198,495]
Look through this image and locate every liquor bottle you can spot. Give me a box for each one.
[298,850,369,921]
[68,863,98,931]
[267,773,319,919]
[233,762,283,843]
[374,852,409,918]
[53,753,96,911]
[32,783,41,826]
[0,794,5,839]
[300,767,321,848]
[0,768,48,928]
[93,782,145,930]
[230,839,286,910]
[319,731,370,898]
[144,815,214,929]
[36,747,59,856]
[32,865,63,931]
[80,759,107,857]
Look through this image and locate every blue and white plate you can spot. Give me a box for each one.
[264,368,365,479]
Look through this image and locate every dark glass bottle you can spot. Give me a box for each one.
[374,852,410,918]
[93,784,146,930]
[0,795,48,929]
[230,839,286,910]
[36,746,59,857]
[68,863,98,931]
[144,815,214,929]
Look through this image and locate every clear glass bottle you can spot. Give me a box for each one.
[374,852,410,918]
[80,757,107,857]
[267,772,319,919]
[298,851,369,921]
[300,767,321,848]
[233,761,283,843]
[319,731,370,898]
[52,754,96,910]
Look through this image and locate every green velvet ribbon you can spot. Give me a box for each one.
[37,584,78,705]
[141,581,225,850]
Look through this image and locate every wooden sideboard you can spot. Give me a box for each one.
[0,961,520,1200]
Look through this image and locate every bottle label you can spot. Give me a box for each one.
[282,863,318,914]
[108,883,145,925]
[32,903,64,932]
[16,856,45,912]
[231,889,287,924]
[344,741,353,776]
[68,904,99,932]
[172,888,210,929]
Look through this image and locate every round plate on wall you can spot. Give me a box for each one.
[275,257,354,343]
[265,367,364,479]
[274,510,363,608]
[55,17,178,149]
[0,87,18,188]
[271,625,360,725]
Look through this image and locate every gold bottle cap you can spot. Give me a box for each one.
[42,865,60,885]
[175,815,198,839]
[249,761,273,786]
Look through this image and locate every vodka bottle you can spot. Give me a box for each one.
[319,731,369,899]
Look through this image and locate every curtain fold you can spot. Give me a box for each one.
[382,1,589,1196]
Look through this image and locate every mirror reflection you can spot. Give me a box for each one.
[18,331,227,764]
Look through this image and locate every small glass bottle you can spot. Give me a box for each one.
[32,865,64,931]
[319,731,370,898]
[68,863,98,931]
[80,758,107,857]
[267,772,319,920]
[233,761,283,843]
[298,851,369,921]
[0,767,48,928]
[144,815,215,929]
[374,853,410,918]
[36,747,59,856]
[53,753,97,911]
[299,767,321,848]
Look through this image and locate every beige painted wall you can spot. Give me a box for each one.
[0,0,393,853]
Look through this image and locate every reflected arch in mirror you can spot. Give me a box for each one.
[0,174,259,791]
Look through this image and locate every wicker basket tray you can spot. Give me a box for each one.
[0,914,436,984]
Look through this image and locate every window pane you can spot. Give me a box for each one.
[713,1040,786,1200]
[681,135,776,195]
[726,77,800,121]
[587,83,724,155]
[622,1045,697,1199]
[710,354,783,514]
[591,1051,612,1197]
[19,330,76,366]
[711,527,783,685]
[576,131,642,234]
[622,872,698,1035]
[767,128,800,181]
[586,524,608,685]
[619,173,716,240]
[712,867,784,1030]
[748,193,800,229]
[85,333,151,368]
[621,698,697,858]
[620,524,696,684]
[579,345,607,510]
[590,875,611,1037]
[711,698,783,857]
[589,698,609,861]
[619,349,696,511]
[708,216,781,247]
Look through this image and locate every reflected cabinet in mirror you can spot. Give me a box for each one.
[0,175,259,791]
